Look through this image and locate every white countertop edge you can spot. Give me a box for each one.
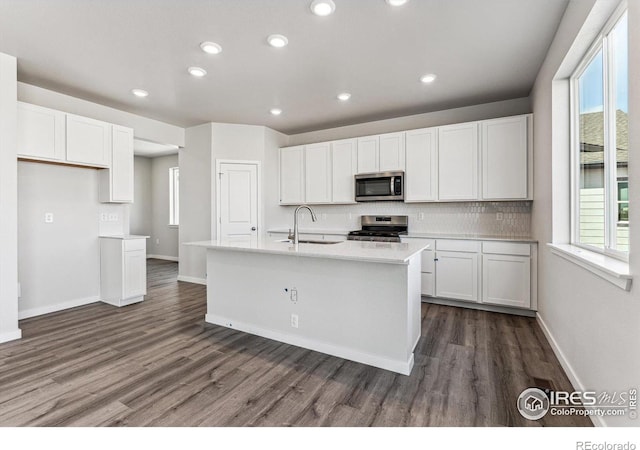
[547,243,632,291]
[99,235,150,240]
[267,228,537,243]
[187,240,429,265]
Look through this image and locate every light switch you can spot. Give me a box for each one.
[44,213,54,223]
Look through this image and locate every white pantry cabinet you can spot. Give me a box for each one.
[279,146,305,205]
[481,115,529,200]
[99,125,134,203]
[66,114,111,167]
[305,142,332,204]
[331,139,357,203]
[17,102,66,161]
[100,237,148,307]
[438,122,479,201]
[405,127,438,202]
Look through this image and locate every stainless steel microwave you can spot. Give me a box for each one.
[355,171,404,202]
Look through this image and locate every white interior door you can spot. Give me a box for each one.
[218,162,259,239]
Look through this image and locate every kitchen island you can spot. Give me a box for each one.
[188,237,429,375]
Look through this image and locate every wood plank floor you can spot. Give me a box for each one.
[0,259,591,427]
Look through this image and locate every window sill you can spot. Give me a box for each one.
[168,224,179,229]
[547,244,632,291]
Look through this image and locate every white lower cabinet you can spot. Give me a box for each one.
[435,250,479,302]
[407,237,536,313]
[100,237,147,307]
[481,242,531,309]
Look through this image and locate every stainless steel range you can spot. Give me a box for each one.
[347,215,408,243]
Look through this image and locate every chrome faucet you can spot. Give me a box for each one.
[289,205,317,245]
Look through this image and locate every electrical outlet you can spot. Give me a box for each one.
[496,212,504,221]
[100,213,108,222]
[291,314,299,328]
[156,238,160,245]
[44,213,54,223]
[290,288,298,302]
[418,212,425,220]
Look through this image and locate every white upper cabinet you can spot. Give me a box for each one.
[331,139,357,203]
[481,115,529,200]
[66,114,111,167]
[279,146,305,205]
[405,128,438,202]
[438,122,479,201]
[357,133,405,174]
[356,136,379,174]
[305,142,332,204]
[100,125,134,203]
[17,102,66,161]
[379,132,405,172]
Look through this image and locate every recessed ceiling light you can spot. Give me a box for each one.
[188,66,207,77]
[200,41,222,54]
[270,108,283,116]
[131,89,149,98]
[267,34,289,48]
[420,73,437,84]
[310,0,336,16]
[386,0,409,5]
[337,92,351,101]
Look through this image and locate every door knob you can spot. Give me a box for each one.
[251,227,257,231]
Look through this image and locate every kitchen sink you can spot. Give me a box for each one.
[278,239,342,245]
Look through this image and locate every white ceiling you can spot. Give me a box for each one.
[0,0,569,135]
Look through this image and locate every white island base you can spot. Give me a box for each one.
[196,239,426,375]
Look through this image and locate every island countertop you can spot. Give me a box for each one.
[187,237,430,265]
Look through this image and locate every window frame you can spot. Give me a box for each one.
[570,2,628,261]
[169,166,179,227]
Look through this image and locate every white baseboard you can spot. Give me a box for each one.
[177,275,206,285]
[19,295,100,320]
[536,313,603,427]
[147,254,179,262]
[205,313,414,375]
[0,329,22,344]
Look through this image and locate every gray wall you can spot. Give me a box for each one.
[131,156,152,236]
[288,97,531,145]
[18,162,101,318]
[149,154,179,259]
[179,123,212,282]
[0,53,19,341]
[531,0,639,426]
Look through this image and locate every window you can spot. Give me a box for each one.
[571,7,628,258]
[169,167,179,226]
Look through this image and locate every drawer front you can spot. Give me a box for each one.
[124,239,147,252]
[421,250,435,273]
[482,241,531,256]
[436,239,481,253]
[421,273,435,297]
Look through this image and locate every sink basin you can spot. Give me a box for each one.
[278,239,342,245]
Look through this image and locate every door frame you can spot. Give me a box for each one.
[215,159,262,241]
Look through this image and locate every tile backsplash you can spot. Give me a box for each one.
[274,201,531,238]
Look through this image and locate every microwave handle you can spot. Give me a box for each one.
[390,177,394,195]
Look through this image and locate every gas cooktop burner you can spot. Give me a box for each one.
[347,215,408,243]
